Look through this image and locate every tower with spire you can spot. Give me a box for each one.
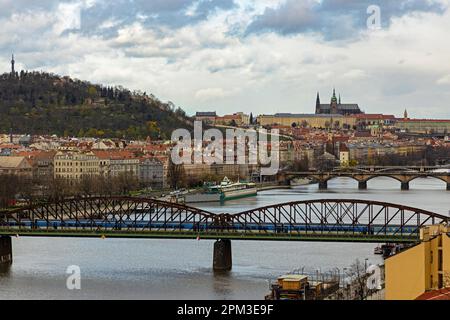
[315,92,321,114]
[11,54,15,75]
[330,88,338,114]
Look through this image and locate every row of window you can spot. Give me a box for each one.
[55,161,98,167]
[55,168,99,173]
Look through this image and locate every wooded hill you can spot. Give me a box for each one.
[0,71,193,139]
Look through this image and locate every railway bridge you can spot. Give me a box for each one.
[0,196,448,271]
[283,165,450,190]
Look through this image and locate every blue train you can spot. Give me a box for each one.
[4,219,419,235]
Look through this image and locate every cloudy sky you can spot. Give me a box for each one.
[1,0,450,118]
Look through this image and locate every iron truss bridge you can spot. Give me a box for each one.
[0,197,448,243]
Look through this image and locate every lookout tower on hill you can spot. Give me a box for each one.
[11,54,15,75]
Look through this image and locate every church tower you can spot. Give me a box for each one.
[330,88,338,114]
[315,92,321,114]
[404,109,408,119]
[11,54,15,75]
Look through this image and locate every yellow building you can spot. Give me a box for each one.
[396,119,450,134]
[385,224,450,300]
[54,151,101,180]
[257,113,357,129]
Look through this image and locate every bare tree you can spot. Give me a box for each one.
[78,175,97,197]
[167,161,185,189]
[0,174,20,208]
[115,172,139,195]
[42,176,73,201]
[345,259,371,300]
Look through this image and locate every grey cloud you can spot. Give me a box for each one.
[78,0,237,38]
[0,0,59,17]
[246,0,446,40]
[0,0,237,39]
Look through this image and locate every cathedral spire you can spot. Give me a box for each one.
[315,92,321,114]
[338,94,341,105]
[331,88,337,103]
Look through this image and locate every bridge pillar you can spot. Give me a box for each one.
[213,239,232,271]
[0,236,12,270]
[319,181,328,190]
[401,182,410,190]
[358,181,368,190]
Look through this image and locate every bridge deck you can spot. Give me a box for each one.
[0,229,419,243]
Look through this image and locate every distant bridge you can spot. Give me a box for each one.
[0,196,448,270]
[283,165,450,190]
[352,165,450,173]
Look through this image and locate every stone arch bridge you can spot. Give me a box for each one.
[283,166,450,190]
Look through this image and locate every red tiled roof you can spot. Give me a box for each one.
[399,119,450,123]
[93,150,136,160]
[13,150,42,158]
[353,114,396,120]
[0,144,21,149]
[353,131,373,138]
[339,144,350,152]
[416,288,450,300]
[332,136,350,142]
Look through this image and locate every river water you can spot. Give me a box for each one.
[0,177,449,300]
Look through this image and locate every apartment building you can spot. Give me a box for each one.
[0,156,33,177]
[385,225,450,300]
[93,150,139,178]
[139,158,164,188]
[54,151,100,179]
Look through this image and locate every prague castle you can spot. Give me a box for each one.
[257,89,363,129]
[315,89,362,115]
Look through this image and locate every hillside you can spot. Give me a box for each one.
[0,71,193,139]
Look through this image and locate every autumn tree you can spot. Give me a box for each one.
[167,161,185,189]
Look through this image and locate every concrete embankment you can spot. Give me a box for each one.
[257,184,291,192]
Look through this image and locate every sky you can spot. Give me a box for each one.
[1,0,450,118]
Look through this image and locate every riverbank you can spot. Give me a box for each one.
[257,184,291,192]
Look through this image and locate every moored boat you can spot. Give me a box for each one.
[208,177,258,202]
[186,177,257,203]
[374,245,383,255]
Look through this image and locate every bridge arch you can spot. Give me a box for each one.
[322,176,366,183]
[0,196,217,232]
[230,199,448,240]
[363,175,405,184]
[407,175,449,184]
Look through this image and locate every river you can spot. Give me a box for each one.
[0,177,449,299]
